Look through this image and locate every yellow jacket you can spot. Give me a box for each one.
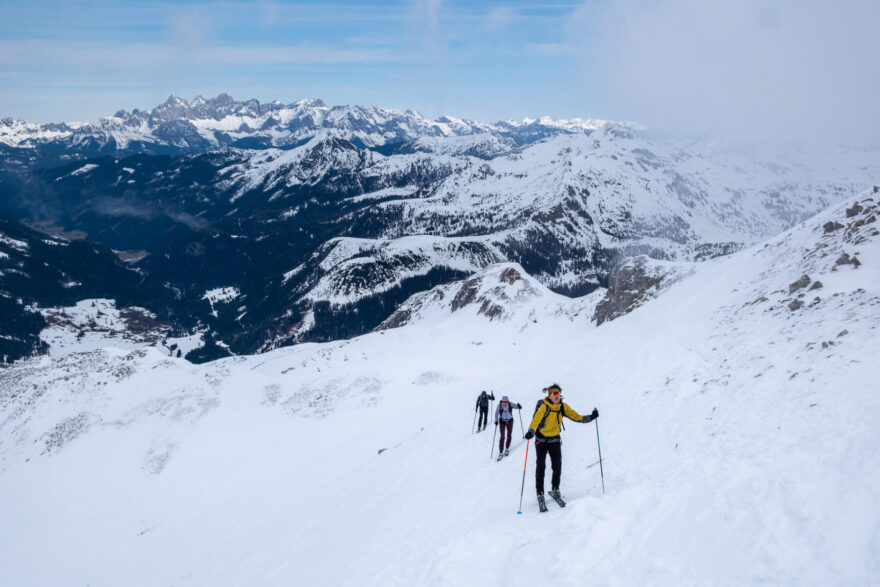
[528,399,586,439]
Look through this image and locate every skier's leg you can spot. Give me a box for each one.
[504,421,513,449]
[535,441,548,495]
[498,419,506,453]
[549,442,562,491]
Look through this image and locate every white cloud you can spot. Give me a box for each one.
[408,0,446,61]
[483,6,519,31]
[572,0,880,141]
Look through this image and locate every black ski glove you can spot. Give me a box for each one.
[516,403,522,409]
[582,409,599,423]
[524,430,535,440]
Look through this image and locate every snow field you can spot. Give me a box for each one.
[1,193,879,585]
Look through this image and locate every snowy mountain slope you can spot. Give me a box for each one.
[0,215,159,364]
[295,235,506,307]
[377,262,604,330]
[1,190,878,585]
[38,299,170,358]
[381,132,521,160]
[342,129,879,300]
[373,127,871,247]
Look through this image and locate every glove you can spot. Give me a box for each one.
[494,420,499,426]
[517,403,522,409]
[592,408,599,419]
[524,430,534,440]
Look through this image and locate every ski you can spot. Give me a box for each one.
[537,494,548,513]
[496,453,504,462]
[549,491,566,507]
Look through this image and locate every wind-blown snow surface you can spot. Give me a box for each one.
[1,193,879,585]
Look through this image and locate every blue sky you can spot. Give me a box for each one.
[0,1,604,123]
[1,0,878,140]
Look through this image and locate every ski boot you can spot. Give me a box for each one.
[537,493,548,513]
[497,452,503,462]
[503,448,509,457]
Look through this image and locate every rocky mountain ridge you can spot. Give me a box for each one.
[0,94,613,167]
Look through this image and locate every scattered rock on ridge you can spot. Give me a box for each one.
[376,263,541,330]
[788,275,811,294]
[834,253,861,269]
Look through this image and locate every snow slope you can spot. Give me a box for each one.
[0,191,878,585]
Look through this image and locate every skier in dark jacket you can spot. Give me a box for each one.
[524,383,598,511]
[475,390,495,432]
[494,395,522,460]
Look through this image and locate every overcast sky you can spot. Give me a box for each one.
[1,0,877,140]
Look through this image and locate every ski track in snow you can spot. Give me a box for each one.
[0,193,879,585]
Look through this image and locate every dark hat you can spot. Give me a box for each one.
[545,383,562,394]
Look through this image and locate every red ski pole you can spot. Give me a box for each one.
[517,439,531,514]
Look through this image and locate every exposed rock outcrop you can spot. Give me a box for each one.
[593,257,690,325]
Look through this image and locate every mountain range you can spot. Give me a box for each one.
[0,93,608,168]
[1,95,878,364]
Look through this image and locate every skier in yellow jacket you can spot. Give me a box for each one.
[524,383,598,511]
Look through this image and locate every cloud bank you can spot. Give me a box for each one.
[576,0,880,141]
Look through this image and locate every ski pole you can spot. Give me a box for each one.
[490,422,498,459]
[517,408,524,436]
[595,409,605,494]
[472,408,478,434]
[517,438,531,514]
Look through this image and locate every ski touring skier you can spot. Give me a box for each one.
[475,390,495,432]
[524,383,598,512]
[494,396,522,460]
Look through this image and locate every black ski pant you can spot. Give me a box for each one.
[477,406,489,429]
[498,419,514,452]
[535,439,562,495]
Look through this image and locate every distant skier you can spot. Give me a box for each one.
[475,390,495,432]
[494,396,522,460]
[524,383,598,511]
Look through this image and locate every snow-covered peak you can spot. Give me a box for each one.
[0,94,632,153]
